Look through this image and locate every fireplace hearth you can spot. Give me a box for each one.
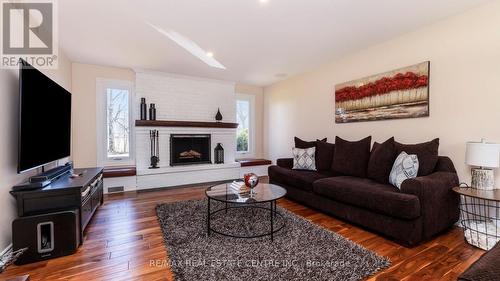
[170,134,211,166]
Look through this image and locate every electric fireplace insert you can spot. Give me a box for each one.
[170,134,211,166]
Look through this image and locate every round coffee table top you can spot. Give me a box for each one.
[206,182,286,204]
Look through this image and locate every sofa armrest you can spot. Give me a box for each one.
[435,156,457,173]
[401,171,460,239]
[276,158,293,169]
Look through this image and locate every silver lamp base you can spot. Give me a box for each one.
[471,168,495,190]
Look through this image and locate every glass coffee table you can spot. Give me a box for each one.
[205,182,287,241]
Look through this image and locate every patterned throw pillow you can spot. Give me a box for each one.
[389,151,419,189]
[292,147,317,171]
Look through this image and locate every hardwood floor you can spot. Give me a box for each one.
[1,179,484,280]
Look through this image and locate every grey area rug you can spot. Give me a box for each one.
[156,200,390,281]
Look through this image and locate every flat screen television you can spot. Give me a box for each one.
[18,60,71,173]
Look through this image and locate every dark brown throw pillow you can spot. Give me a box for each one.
[316,141,335,171]
[332,136,372,177]
[294,137,327,149]
[395,138,439,176]
[367,137,396,184]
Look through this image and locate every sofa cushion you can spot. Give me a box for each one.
[313,176,421,219]
[316,141,335,172]
[395,138,439,176]
[459,241,500,281]
[332,136,372,177]
[367,137,396,184]
[294,137,327,148]
[268,165,330,192]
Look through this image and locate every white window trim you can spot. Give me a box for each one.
[236,93,255,158]
[96,78,135,167]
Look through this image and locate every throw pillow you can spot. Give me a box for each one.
[316,141,335,171]
[292,147,317,171]
[367,137,396,184]
[389,151,419,189]
[395,138,439,176]
[332,136,372,177]
[294,137,327,148]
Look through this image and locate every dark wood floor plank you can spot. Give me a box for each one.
[405,243,476,281]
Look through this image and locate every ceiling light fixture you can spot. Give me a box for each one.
[259,0,268,3]
[145,21,226,69]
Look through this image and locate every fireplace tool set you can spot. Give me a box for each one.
[149,130,159,169]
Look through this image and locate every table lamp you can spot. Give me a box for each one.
[465,139,500,190]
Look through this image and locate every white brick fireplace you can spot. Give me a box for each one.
[134,71,240,190]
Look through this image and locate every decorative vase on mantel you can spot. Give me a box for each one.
[215,108,223,122]
[140,98,147,120]
[149,103,156,121]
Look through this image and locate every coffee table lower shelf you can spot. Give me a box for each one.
[206,199,285,241]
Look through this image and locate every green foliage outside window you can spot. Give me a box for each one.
[237,128,249,152]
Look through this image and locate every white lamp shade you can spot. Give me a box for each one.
[465,140,500,168]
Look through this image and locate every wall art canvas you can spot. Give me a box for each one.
[335,61,429,123]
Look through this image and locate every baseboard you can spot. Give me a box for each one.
[137,176,269,193]
[137,178,240,193]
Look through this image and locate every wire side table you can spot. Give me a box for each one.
[453,187,500,250]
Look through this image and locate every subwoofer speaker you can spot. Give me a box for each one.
[12,210,80,265]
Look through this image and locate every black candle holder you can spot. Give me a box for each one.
[214,143,224,164]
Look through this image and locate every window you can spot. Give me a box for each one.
[106,88,130,159]
[236,94,255,156]
[96,79,134,166]
[236,100,250,152]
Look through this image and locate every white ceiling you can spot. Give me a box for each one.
[59,0,490,86]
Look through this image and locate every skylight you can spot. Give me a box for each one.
[145,22,226,70]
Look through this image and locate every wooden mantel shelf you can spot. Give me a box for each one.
[135,120,239,129]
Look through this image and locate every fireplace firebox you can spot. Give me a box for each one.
[170,134,211,166]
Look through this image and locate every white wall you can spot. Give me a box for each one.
[135,71,236,122]
[71,63,135,168]
[264,1,500,185]
[0,51,73,251]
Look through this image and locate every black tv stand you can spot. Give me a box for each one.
[11,167,104,244]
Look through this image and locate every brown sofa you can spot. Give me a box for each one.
[269,140,460,246]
